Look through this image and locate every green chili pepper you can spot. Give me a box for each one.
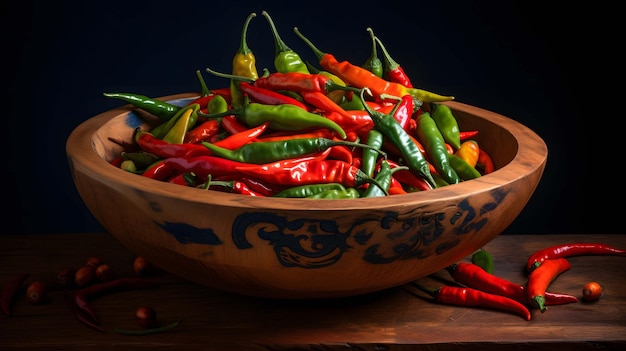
[121,151,161,171]
[151,104,199,140]
[362,28,383,78]
[103,92,180,121]
[361,129,384,178]
[472,248,494,274]
[274,183,347,198]
[261,11,309,74]
[230,12,259,109]
[201,137,383,164]
[339,91,366,111]
[430,103,461,150]
[307,187,360,199]
[448,153,481,180]
[416,112,460,185]
[361,159,407,198]
[207,94,229,114]
[360,89,436,188]
[197,101,347,139]
[158,104,199,144]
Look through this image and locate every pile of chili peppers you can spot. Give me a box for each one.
[104,11,496,198]
[412,241,626,320]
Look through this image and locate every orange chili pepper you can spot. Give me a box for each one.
[455,140,480,168]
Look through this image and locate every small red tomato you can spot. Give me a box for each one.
[133,256,153,276]
[26,281,47,304]
[135,306,158,328]
[582,281,603,302]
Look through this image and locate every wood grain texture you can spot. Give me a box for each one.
[1,233,625,350]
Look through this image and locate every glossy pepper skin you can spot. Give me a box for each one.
[416,112,460,185]
[230,12,259,109]
[361,89,436,188]
[362,27,383,78]
[526,242,626,273]
[374,35,413,88]
[430,103,461,150]
[293,27,454,103]
[526,258,571,312]
[274,183,347,198]
[361,160,404,197]
[103,92,180,121]
[307,187,360,199]
[262,11,309,74]
[197,101,347,139]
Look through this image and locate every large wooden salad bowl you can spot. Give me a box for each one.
[66,93,547,299]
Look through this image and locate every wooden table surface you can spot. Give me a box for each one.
[1,233,625,350]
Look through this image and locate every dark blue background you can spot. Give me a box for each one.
[2,1,621,234]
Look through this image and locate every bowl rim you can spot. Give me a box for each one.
[66,93,548,211]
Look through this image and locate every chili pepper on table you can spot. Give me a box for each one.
[416,112,460,185]
[103,93,181,121]
[1,272,30,316]
[261,11,310,74]
[293,27,454,103]
[201,136,383,164]
[230,12,259,109]
[414,283,531,321]
[526,242,626,273]
[446,262,578,307]
[64,292,106,332]
[360,89,436,188]
[236,81,310,111]
[273,183,347,198]
[526,258,571,312]
[430,103,461,150]
[374,35,413,88]
[471,248,494,274]
[197,100,347,139]
[362,27,383,78]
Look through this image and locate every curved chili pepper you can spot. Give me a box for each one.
[235,159,384,191]
[197,101,347,139]
[274,183,347,198]
[64,292,105,332]
[235,81,310,111]
[201,137,382,164]
[455,140,480,168]
[262,11,309,74]
[1,273,30,316]
[103,92,180,121]
[526,242,626,273]
[477,148,495,175]
[459,130,479,141]
[212,122,270,150]
[360,89,436,188]
[415,283,531,321]
[230,12,258,109]
[299,90,355,120]
[430,103,461,150]
[362,27,383,78]
[183,119,220,144]
[416,112,460,185]
[527,258,571,312]
[373,35,413,88]
[136,130,211,159]
[448,153,481,181]
[141,160,175,181]
[293,27,454,103]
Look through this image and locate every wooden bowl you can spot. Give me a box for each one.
[66,93,547,299]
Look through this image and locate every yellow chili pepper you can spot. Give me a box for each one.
[230,12,259,109]
[455,140,480,168]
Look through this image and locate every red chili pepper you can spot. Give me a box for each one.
[137,131,211,159]
[209,87,232,104]
[235,158,380,189]
[141,160,175,181]
[206,179,265,196]
[211,122,270,150]
[237,81,309,111]
[526,258,571,312]
[183,119,221,144]
[459,130,479,141]
[477,148,495,174]
[415,283,531,321]
[163,155,250,180]
[239,177,285,196]
[323,110,374,134]
[387,159,432,192]
[391,94,413,130]
[167,172,197,186]
[221,115,249,134]
[446,262,578,307]
[186,94,216,110]
[300,90,354,120]
[526,242,626,273]
[64,292,106,332]
[373,35,413,88]
[1,273,30,316]
[328,144,354,164]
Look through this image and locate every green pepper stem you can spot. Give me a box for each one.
[195,70,210,97]
[206,67,255,83]
[261,10,292,56]
[374,36,400,71]
[293,27,326,61]
[238,13,256,55]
